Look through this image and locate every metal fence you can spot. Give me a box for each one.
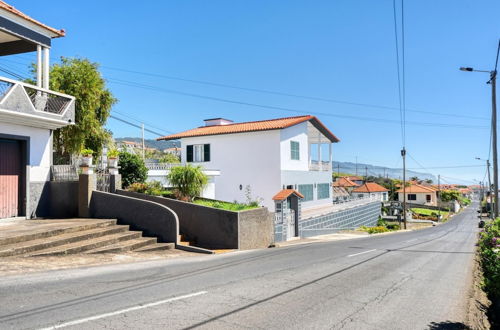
[51,165,79,181]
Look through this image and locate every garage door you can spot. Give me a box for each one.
[0,139,21,218]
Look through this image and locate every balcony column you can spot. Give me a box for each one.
[42,47,50,89]
[308,143,311,168]
[317,131,321,170]
[36,45,42,88]
[329,143,332,170]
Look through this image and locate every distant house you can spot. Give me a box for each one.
[332,177,359,193]
[396,184,438,206]
[164,147,181,157]
[346,176,364,186]
[352,182,389,202]
[157,115,340,211]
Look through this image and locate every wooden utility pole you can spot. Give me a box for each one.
[491,69,498,218]
[402,148,407,229]
[487,160,493,219]
[438,174,441,219]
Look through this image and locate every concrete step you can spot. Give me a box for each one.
[134,242,175,252]
[27,231,143,256]
[0,219,118,246]
[0,225,131,257]
[85,237,159,254]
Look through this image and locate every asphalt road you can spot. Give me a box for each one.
[0,203,480,330]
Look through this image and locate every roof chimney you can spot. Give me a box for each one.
[204,118,233,126]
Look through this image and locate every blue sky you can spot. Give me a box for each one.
[3,0,500,183]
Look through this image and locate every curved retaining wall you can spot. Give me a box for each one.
[89,191,179,243]
[117,190,273,250]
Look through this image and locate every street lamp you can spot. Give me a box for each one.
[460,66,498,218]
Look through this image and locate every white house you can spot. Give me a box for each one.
[0,2,75,219]
[351,182,389,202]
[157,116,340,211]
[396,184,438,206]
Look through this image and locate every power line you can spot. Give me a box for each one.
[109,115,171,137]
[3,54,490,121]
[111,110,174,135]
[392,0,404,146]
[401,0,407,147]
[107,78,488,130]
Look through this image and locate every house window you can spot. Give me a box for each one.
[298,184,313,201]
[408,194,417,201]
[290,141,300,160]
[317,183,330,199]
[426,194,431,202]
[186,144,210,162]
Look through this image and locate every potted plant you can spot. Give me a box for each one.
[80,148,94,167]
[107,149,119,168]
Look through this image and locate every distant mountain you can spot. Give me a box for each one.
[114,137,180,150]
[333,161,436,181]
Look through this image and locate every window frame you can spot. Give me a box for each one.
[317,183,330,200]
[298,184,314,201]
[290,141,300,160]
[408,194,417,201]
[186,144,210,163]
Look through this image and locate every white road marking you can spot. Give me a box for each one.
[38,291,208,330]
[347,249,377,257]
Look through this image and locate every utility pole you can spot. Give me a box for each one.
[337,163,340,176]
[491,69,498,218]
[487,160,493,219]
[401,148,407,229]
[365,166,368,181]
[141,123,145,160]
[355,156,358,176]
[438,174,441,219]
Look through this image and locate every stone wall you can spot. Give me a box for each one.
[117,190,273,250]
[90,191,179,243]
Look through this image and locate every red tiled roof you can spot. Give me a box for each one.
[396,184,437,194]
[352,182,388,193]
[0,1,65,37]
[272,189,304,201]
[157,115,340,142]
[346,176,363,181]
[332,177,359,187]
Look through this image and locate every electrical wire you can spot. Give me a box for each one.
[392,0,404,146]
[109,115,171,137]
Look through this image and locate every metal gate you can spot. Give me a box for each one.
[95,158,110,192]
[0,140,21,218]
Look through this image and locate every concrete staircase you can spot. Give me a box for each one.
[0,219,174,257]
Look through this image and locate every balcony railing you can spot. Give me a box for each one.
[309,160,331,171]
[0,76,74,116]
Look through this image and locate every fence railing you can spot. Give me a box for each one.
[309,161,331,171]
[51,165,79,181]
[0,76,74,115]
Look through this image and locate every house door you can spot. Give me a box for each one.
[0,139,22,218]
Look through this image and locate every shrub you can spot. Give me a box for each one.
[118,151,148,188]
[386,224,400,230]
[478,218,500,299]
[167,165,208,201]
[377,218,387,227]
[128,182,147,193]
[81,148,93,157]
[366,226,389,234]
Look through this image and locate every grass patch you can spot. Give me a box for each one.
[193,199,259,211]
[411,208,449,218]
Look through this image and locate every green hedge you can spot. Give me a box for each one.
[478,218,500,299]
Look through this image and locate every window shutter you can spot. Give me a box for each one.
[186,145,193,162]
[203,144,210,162]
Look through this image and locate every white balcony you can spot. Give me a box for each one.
[0,76,75,129]
[309,160,331,171]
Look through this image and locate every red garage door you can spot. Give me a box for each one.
[0,140,21,218]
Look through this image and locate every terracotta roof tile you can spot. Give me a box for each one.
[0,1,65,37]
[352,182,388,193]
[272,189,304,201]
[157,115,340,142]
[396,184,437,193]
[332,177,359,187]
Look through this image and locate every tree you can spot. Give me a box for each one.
[118,152,148,188]
[37,57,117,161]
[439,190,461,202]
[167,165,208,201]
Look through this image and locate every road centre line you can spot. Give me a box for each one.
[38,291,208,330]
[347,249,377,257]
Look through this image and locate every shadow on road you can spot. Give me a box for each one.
[427,321,470,329]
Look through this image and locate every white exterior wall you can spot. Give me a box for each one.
[0,122,51,182]
[279,123,333,209]
[280,122,309,171]
[354,191,388,202]
[181,130,282,209]
[398,192,437,206]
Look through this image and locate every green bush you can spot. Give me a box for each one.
[167,165,208,201]
[386,224,400,230]
[118,152,148,188]
[377,218,387,227]
[478,218,500,299]
[193,199,258,211]
[366,226,389,234]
